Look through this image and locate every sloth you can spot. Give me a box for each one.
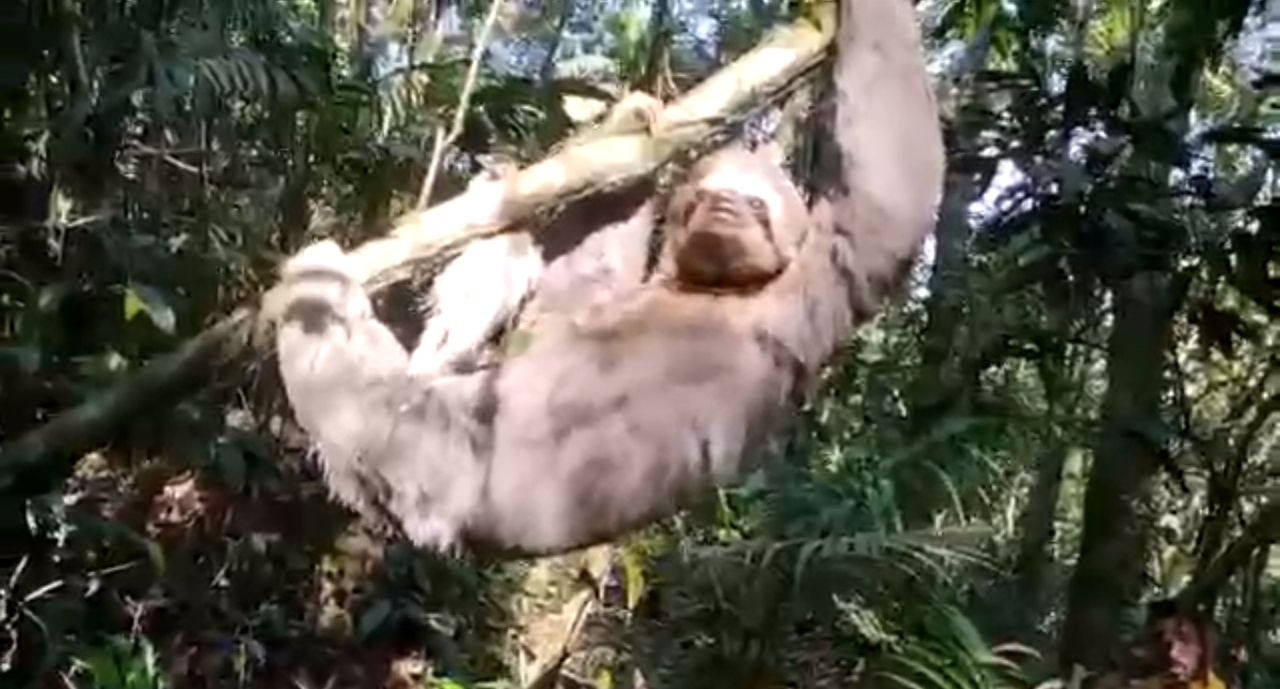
[274,0,946,559]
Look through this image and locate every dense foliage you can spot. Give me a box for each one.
[3,0,1280,687]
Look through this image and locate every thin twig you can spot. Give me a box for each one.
[128,143,203,174]
[416,0,506,209]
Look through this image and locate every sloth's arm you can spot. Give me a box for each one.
[756,0,945,374]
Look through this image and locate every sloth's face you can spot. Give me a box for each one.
[675,187,784,288]
[664,149,806,290]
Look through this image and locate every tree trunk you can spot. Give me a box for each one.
[1240,545,1269,688]
[354,0,389,80]
[911,165,977,420]
[1055,0,1253,670]
[1008,439,1068,634]
[899,152,992,527]
[1058,270,1178,677]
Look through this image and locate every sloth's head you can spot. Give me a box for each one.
[661,144,808,291]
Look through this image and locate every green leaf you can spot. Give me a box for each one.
[37,282,69,312]
[621,548,647,611]
[213,441,248,492]
[357,598,395,640]
[0,345,41,374]
[123,283,177,334]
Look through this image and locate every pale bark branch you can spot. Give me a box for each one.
[0,7,839,484]
[344,9,834,291]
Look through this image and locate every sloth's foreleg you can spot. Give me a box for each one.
[275,242,411,523]
[275,241,491,554]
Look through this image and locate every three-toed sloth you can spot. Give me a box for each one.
[275,0,946,559]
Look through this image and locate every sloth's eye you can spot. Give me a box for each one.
[747,197,767,214]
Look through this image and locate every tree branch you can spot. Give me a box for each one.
[0,310,259,493]
[0,5,840,487]
[416,0,507,208]
[1190,392,1280,582]
[1181,499,1280,607]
